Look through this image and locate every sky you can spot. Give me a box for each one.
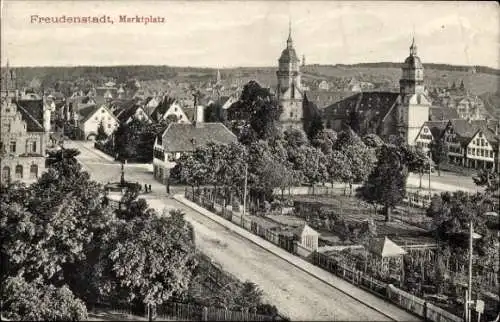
[1,1,499,68]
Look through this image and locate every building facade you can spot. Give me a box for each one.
[77,104,120,140]
[1,98,50,185]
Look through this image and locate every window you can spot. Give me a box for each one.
[2,166,10,183]
[467,148,471,155]
[10,141,16,153]
[480,149,484,157]
[472,149,475,156]
[32,141,37,153]
[107,124,111,128]
[15,165,23,179]
[30,164,38,179]
[101,109,105,113]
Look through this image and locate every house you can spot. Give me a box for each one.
[318,80,330,91]
[76,104,120,140]
[442,119,500,170]
[115,103,152,124]
[450,95,486,120]
[464,124,499,170]
[160,100,191,124]
[415,120,448,153]
[1,96,51,185]
[152,106,237,184]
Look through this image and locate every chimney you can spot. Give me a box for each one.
[194,105,204,127]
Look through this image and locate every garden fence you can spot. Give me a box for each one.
[154,301,274,321]
[186,189,465,322]
[313,252,464,322]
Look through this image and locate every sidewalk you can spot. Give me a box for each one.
[174,194,422,322]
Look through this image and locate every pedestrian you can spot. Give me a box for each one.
[149,184,152,192]
[144,183,148,193]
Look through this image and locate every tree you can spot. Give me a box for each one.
[362,133,384,148]
[1,276,88,321]
[429,138,447,176]
[357,144,407,221]
[311,129,337,155]
[427,191,494,256]
[105,210,197,306]
[459,79,465,91]
[306,115,324,142]
[329,137,377,196]
[347,110,361,134]
[229,81,282,144]
[96,120,108,141]
[473,169,499,194]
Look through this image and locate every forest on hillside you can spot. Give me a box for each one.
[3,62,498,86]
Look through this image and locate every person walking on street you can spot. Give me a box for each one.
[144,183,148,193]
[149,184,152,193]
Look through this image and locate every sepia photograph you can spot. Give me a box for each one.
[1,1,499,321]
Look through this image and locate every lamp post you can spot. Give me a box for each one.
[243,163,248,216]
[428,151,432,198]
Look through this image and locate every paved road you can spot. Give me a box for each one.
[67,141,420,321]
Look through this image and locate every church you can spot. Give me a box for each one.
[322,38,431,145]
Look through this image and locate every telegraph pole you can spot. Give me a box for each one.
[428,151,432,198]
[243,163,248,216]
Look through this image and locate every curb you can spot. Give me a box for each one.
[174,195,421,322]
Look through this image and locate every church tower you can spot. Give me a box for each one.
[399,38,425,96]
[398,37,430,145]
[276,21,303,129]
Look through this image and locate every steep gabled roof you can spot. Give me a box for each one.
[16,99,44,127]
[323,92,400,127]
[15,103,44,132]
[429,106,459,121]
[78,104,100,124]
[368,236,406,258]
[421,120,448,140]
[447,119,493,145]
[161,123,237,152]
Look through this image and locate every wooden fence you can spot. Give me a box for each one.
[154,301,274,321]
[186,190,467,322]
[186,190,297,254]
[313,252,464,322]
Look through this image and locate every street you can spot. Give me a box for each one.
[67,140,420,321]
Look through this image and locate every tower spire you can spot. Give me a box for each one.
[287,18,293,48]
[410,35,417,56]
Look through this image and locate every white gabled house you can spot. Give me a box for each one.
[76,104,120,140]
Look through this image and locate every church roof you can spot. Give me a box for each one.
[429,106,459,121]
[323,92,400,122]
